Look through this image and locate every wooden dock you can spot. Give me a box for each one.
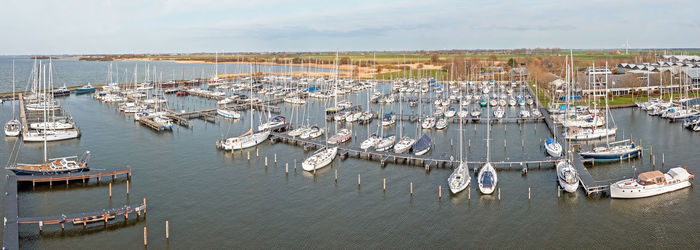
[3,168,137,250]
[269,131,560,171]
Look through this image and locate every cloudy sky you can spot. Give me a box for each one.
[1,0,698,54]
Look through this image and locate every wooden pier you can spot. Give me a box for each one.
[3,168,138,250]
[269,131,560,171]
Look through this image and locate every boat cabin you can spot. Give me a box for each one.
[636,171,665,185]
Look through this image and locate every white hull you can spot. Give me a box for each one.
[220,130,270,151]
[302,147,338,171]
[29,121,74,130]
[23,130,80,142]
[448,162,470,194]
[478,163,497,195]
[544,140,562,157]
[556,160,579,193]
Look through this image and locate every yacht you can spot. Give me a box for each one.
[375,134,396,152]
[7,152,90,175]
[411,134,432,155]
[300,126,324,139]
[326,128,351,144]
[610,167,694,199]
[544,138,563,157]
[393,136,416,154]
[360,134,380,150]
[421,116,436,129]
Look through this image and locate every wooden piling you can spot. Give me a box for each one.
[274,154,277,164]
[285,163,289,174]
[468,187,471,200]
[256,148,259,157]
[166,221,169,240]
[334,169,338,182]
[557,187,560,198]
[126,180,130,195]
[439,185,442,200]
[247,151,250,161]
[410,182,413,196]
[662,153,665,166]
[144,227,148,246]
[528,187,531,200]
[653,155,656,167]
[109,183,112,198]
[383,178,386,191]
[498,188,501,200]
[358,174,361,186]
[265,157,268,167]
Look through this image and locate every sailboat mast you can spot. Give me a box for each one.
[605,61,610,146]
[12,58,15,119]
[42,63,47,163]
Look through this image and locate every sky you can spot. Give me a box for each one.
[1,0,698,54]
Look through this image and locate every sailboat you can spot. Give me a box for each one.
[302,146,338,172]
[478,103,497,195]
[376,133,396,152]
[217,65,271,151]
[556,159,579,193]
[448,97,471,194]
[394,92,415,153]
[23,61,80,142]
[4,59,21,137]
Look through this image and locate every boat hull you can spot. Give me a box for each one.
[610,181,691,199]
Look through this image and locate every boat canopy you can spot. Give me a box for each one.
[637,171,664,184]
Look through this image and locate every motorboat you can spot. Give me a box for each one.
[4,119,21,137]
[610,167,694,199]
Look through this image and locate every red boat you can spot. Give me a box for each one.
[176,91,190,97]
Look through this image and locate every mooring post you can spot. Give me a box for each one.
[410,182,413,196]
[653,155,656,167]
[383,178,386,191]
[274,154,277,164]
[166,221,170,240]
[468,187,471,200]
[662,153,665,166]
[265,157,268,167]
[39,221,43,232]
[498,188,501,200]
[126,180,130,195]
[109,183,112,198]
[294,159,297,170]
[528,187,531,200]
[256,148,259,157]
[438,185,442,200]
[285,163,289,174]
[247,151,250,161]
[358,174,361,186]
[334,169,337,182]
[144,227,148,246]
[557,187,560,198]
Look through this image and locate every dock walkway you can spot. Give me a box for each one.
[269,131,559,170]
[3,168,138,250]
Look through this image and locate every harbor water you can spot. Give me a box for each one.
[1,60,699,248]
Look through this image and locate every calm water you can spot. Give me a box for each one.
[0,56,333,93]
[1,82,699,248]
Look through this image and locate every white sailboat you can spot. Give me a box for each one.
[478,104,497,195]
[4,59,21,137]
[302,146,338,172]
[217,65,270,151]
[448,97,470,194]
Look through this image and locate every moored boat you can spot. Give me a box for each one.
[610,167,694,199]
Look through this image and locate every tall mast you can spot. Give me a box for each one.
[42,62,47,163]
[605,61,610,147]
[12,58,15,119]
